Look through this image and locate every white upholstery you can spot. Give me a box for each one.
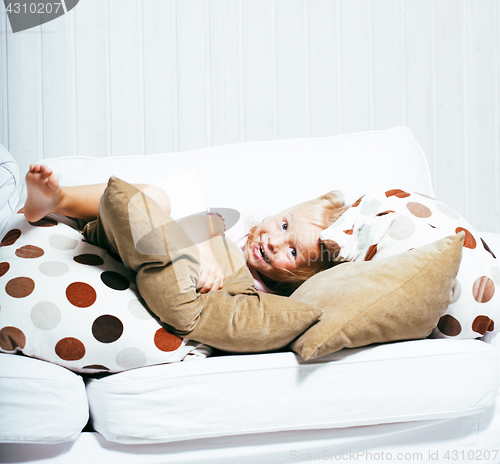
[0,144,21,235]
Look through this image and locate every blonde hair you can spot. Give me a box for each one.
[247,190,350,295]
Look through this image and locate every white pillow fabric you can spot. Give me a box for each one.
[0,144,21,236]
[0,212,211,373]
[320,189,499,339]
[0,353,88,444]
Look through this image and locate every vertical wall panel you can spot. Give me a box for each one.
[308,0,339,137]
[41,12,74,159]
[143,0,177,155]
[372,0,403,129]
[242,0,277,142]
[404,0,436,185]
[210,0,241,146]
[465,0,498,231]
[7,30,41,175]
[108,0,143,157]
[75,0,109,158]
[275,0,308,139]
[434,0,466,216]
[176,0,208,151]
[0,9,8,149]
[340,0,373,134]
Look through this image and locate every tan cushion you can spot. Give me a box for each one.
[290,233,464,360]
[82,177,322,353]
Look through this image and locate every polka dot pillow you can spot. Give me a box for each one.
[319,189,499,339]
[0,211,211,374]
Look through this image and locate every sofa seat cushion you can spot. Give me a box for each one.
[0,353,89,444]
[86,338,499,445]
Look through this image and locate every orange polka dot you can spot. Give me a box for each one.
[385,189,411,199]
[352,197,364,207]
[456,227,476,249]
[437,314,462,336]
[55,337,86,361]
[66,282,97,307]
[5,277,35,298]
[472,315,495,335]
[1,229,21,247]
[0,326,26,350]
[343,229,354,235]
[365,244,377,261]
[376,210,395,217]
[0,262,9,277]
[82,364,110,372]
[15,245,44,259]
[406,202,432,218]
[17,207,24,214]
[154,328,183,352]
[472,276,495,303]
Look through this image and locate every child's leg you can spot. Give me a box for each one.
[24,164,170,222]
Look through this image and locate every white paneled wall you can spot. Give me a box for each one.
[1,0,499,232]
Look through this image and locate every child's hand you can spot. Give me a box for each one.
[196,241,224,293]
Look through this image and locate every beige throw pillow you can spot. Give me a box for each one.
[290,233,464,360]
[82,177,323,353]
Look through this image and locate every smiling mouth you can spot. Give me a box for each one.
[258,244,271,264]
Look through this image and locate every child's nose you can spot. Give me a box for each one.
[268,234,285,253]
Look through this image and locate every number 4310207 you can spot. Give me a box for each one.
[5,3,63,14]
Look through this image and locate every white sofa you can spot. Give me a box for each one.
[1,127,499,463]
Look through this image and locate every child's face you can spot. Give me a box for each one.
[247,207,323,282]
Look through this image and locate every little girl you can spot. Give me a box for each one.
[24,164,348,295]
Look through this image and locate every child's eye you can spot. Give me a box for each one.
[290,248,296,258]
[282,220,288,231]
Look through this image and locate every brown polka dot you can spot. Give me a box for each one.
[100,271,130,291]
[456,227,476,249]
[481,238,497,259]
[55,337,86,361]
[92,315,124,343]
[17,207,24,214]
[365,244,377,261]
[29,216,58,227]
[15,245,44,259]
[376,210,395,217]
[472,315,495,335]
[1,229,21,247]
[437,314,462,336]
[343,229,354,235]
[82,364,110,372]
[0,326,26,350]
[74,254,104,266]
[385,189,411,199]
[472,276,495,303]
[428,224,436,228]
[352,197,364,207]
[66,282,97,307]
[5,277,35,298]
[154,328,183,352]
[406,202,432,218]
[0,262,9,277]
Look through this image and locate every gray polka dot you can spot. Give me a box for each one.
[360,198,382,216]
[116,347,147,369]
[357,224,371,250]
[449,279,461,305]
[39,261,70,277]
[128,299,152,320]
[31,301,61,330]
[387,216,416,241]
[437,203,460,220]
[49,234,78,250]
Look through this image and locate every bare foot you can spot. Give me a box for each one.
[24,164,62,222]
